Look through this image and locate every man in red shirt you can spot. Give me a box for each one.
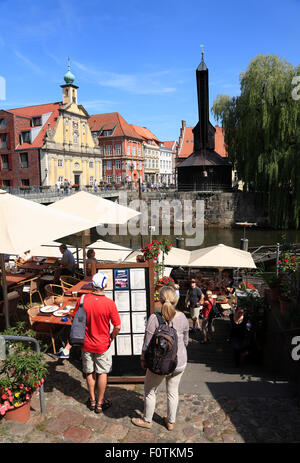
[73,272,121,414]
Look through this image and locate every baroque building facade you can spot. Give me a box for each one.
[41,64,102,187]
[0,62,102,188]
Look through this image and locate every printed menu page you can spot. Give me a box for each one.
[130,268,146,290]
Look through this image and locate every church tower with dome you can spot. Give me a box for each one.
[38,58,102,186]
[61,57,79,106]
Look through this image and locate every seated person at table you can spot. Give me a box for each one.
[16,250,32,264]
[54,244,76,282]
[221,271,232,287]
[86,249,97,276]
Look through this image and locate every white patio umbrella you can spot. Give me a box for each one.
[49,191,141,274]
[0,190,93,328]
[188,243,256,281]
[77,239,132,265]
[122,249,144,263]
[30,241,78,259]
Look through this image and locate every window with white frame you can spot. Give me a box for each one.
[58,176,64,183]
[132,145,136,155]
[90,176,94,186]
[58,159,63,167]
[106,145,112,155]
[116,175,121,183]
[106,160,112,170]
[107,175,113,183]
[138,146,141,156]
[139,161,142,170]
[116,160,121,169]
[89,160,94,168]
[115,144,121,155]
[145,159,148,168]
[127,145,130,155]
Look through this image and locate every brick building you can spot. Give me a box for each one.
[130,125,161,185]
[0,106,53,187]
[176,120,228,163]
[88,112,144,187]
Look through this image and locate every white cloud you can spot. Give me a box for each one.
[14,51,45,76]
[73,61,176,95]
[80,99,118,111]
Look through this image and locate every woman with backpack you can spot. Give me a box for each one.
[131,286,189,431]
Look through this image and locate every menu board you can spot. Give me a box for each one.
[94,262,154,380]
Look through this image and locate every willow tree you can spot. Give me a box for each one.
[212,54,300,229]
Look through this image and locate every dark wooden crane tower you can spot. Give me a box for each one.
[177,51,232,191]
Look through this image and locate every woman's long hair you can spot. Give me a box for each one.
[159,286,178,323]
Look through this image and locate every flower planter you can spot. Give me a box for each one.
[4,400,31,423]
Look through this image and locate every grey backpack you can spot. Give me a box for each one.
[69,295,86,346]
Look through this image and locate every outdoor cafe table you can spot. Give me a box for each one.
[18,257,58,273]
[30,296,77,354]
[6,272,35,289]
[64,276,94,296]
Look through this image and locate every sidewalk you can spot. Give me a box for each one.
[0,351,299,444]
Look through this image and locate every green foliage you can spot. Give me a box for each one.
[0,322,48,414]
[211,54,300,229]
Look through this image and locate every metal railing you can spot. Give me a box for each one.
[0,335,45,414]
[177,183,233,192]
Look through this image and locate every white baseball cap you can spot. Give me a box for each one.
[92,272,107,289]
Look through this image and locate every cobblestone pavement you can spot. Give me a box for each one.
[0,354,300,444]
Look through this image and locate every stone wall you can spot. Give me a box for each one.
[125,190,269,229]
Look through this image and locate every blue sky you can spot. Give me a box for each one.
[0,0,299,141]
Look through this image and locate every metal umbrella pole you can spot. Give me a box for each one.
[0,253,10,329]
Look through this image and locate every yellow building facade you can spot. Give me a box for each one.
[40,64,102,186]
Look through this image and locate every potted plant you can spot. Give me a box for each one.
[0,323,48,422]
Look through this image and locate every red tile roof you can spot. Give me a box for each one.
[88,112,143,140]
[8,102,60,149]
[130,125,161,144]
[163,141,176,150]
[177,125,228,158]
[214,125,227,157]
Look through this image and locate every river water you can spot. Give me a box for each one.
[90,227,300,251]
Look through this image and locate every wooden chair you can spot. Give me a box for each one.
[44,284,64,305]
[59,276,80,294]
[0,291,20,323]
[22,276,43,306]
[27,306,56,353]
